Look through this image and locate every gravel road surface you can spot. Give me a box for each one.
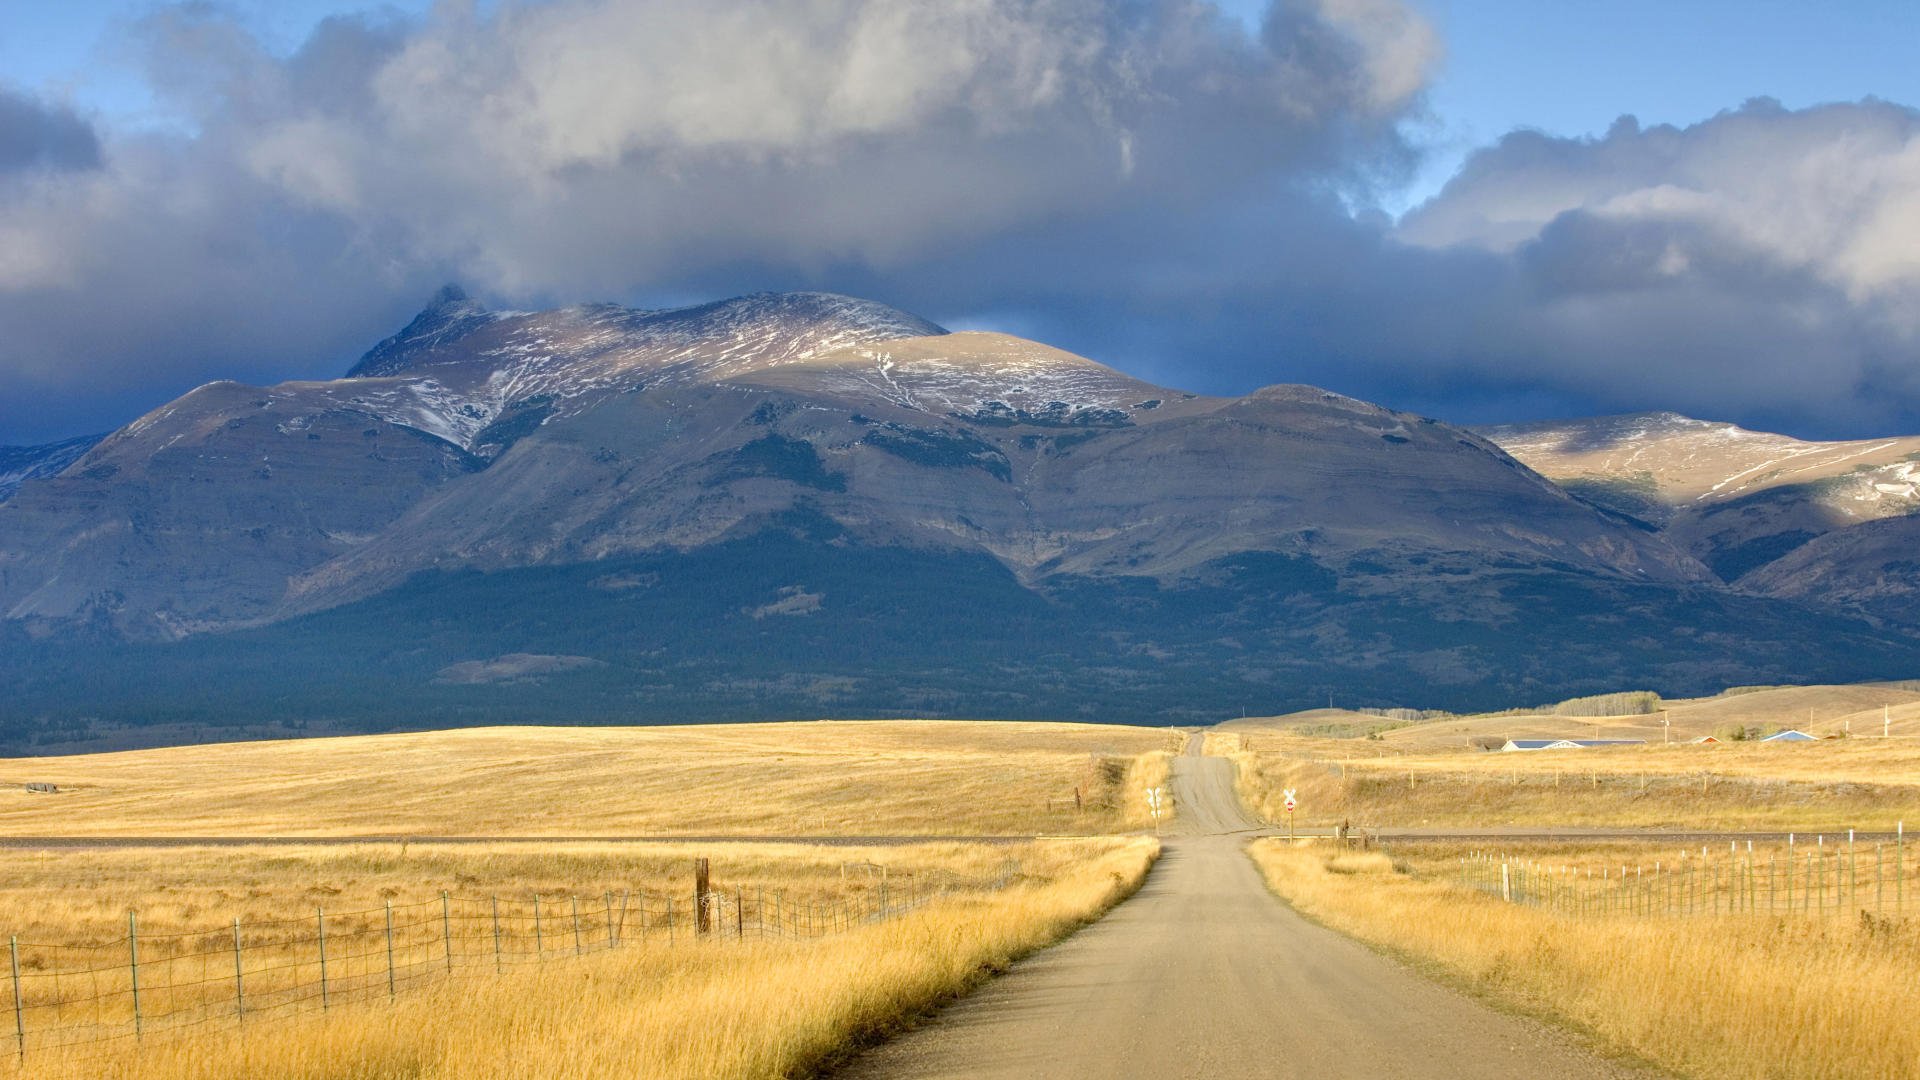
[835,738,1651,1080]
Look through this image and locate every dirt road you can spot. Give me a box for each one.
[836,737,1649,1080]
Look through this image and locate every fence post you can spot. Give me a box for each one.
[667,898,675,946]
[533,897,543,956]
[571,897,583,956]
[128,911,142,1038]
[385,901,397,1000]
[442,892,453,972]
[695,859,711,937]
[317,908,330,1011]
[757,887,764,938]
[606,892,616,950]
[232,918,245,1021]
[1501,862,1511,903]
[736,887,744,940]
[490,896,503,975]
[10,936,23,1062]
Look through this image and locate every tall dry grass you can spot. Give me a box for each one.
[1249,840,1920,1080]
[1222,737,1920,830]
[8,837,1157,1080]
[0,721,1173,837]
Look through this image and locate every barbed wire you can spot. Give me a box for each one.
[0,858,1019,1062]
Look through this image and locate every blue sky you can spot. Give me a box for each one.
[4,1,1920,443]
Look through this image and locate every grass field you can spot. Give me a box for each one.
[1250,840,1920,1080]
[11,836,1157,1080]
[0,721,1181,837]
[1214,683,1920,830]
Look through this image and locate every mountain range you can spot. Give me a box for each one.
[2,290,1913,751]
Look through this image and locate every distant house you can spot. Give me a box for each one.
[1688,735,1719,745]
[1499,738,1647,752]
[1760,729,1818,743]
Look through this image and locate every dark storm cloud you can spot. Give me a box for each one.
[0,88,100,172]
[3,2,1919,445]
[0,0,1438,443]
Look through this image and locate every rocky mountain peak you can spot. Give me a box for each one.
[347,284,496,378]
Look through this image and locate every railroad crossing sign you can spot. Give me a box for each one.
[1283,788,1297,841]
[1283,788,1296,813]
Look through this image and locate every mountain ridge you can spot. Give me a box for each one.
[1,290,1913,745]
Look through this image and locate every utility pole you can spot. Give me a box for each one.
[1662,710,1670,745]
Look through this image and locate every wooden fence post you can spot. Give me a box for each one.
[533,897,543,956]
[128,911,141,1038]
[317,908,330,1011]
[232,918,245,1021]
[571,897,583,956]
[695,859,711,937]
[735,887,744,940]
[10,936,23,1061]
[384,901,396,1000]
[605,892,616,949]
[490,896,503,975]
[442,893,453,972]
[618,890,630,945]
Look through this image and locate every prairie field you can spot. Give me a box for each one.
[1214,686,1920,830]
[6,836,1157,1080]
[0,721,1180,837]
[0,719,1175,1077]
[1251,840,1920,1080]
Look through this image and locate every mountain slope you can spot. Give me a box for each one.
[1481,412,1920,582]
[0,434,104,502]
[1,292,1914,744]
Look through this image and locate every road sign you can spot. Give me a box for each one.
[1282,788,1296,813]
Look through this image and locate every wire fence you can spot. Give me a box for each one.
[1450,832,1915,920]
[1,858,1019,1064]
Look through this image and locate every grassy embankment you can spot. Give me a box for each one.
[1249,841,1920,1080]
[0,720,1177,1077]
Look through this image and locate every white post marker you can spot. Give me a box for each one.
[1283,789,1297,841]
[1145,787,1163,833]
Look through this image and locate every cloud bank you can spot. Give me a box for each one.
[1,0,1917,444]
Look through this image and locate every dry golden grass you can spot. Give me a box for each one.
[1249,840,1920,1080]
[1217,729,1920,830]
[0,840,1034,944]
[1221,682,1920,749]
[0,721,1182,837]
[10,837,1157,1080]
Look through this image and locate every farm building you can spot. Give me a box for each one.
[1688,735,1720,744]
[1760,729,1818,742]
[1499,738,1647,752]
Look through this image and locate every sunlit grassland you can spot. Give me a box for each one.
[1212,730,1920,830]
[0,721,1182,837]
[12,837,1156,1080]
[0,840,1052,943]
[1249,841,1920,1080]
